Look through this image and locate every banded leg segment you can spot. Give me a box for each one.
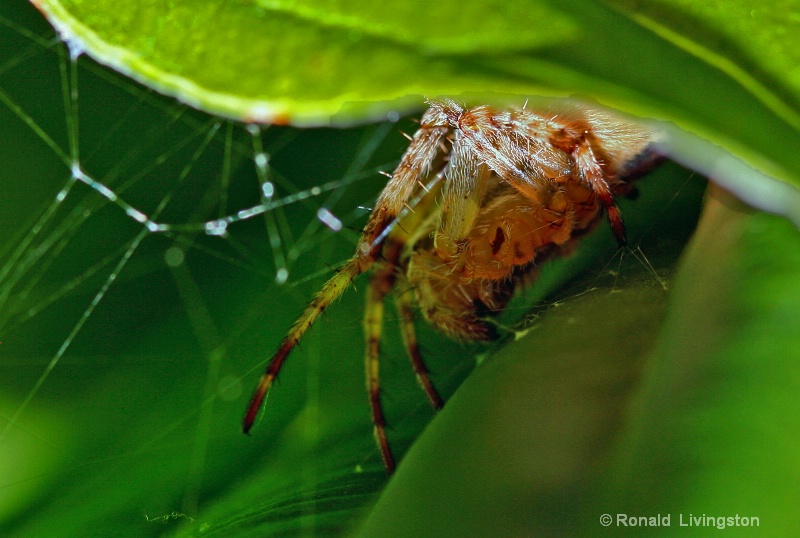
[395,290,444,410]
[243,259,368,433]
[243,112,450,436]
[364,259,398,472]
[572,138,627,245]
[434,133,489,260]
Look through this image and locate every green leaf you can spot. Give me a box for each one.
[28,0,576,124]
[605,0,800,124]
[357,186,800,537]
[590,190,800,536]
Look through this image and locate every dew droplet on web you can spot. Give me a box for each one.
[275,267,289,284]
[261,180,274,199]
[316,207,342,232]
[53,23,86,60]
[66,38,85,61]
[254,152,269,172]
[205,219,229,237]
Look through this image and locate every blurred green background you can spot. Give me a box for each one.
[2,1,800,537]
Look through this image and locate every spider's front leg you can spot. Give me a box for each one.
[242,108,450,441]
[434,132,490,261]
[355,109,452,262]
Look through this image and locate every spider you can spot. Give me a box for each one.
[243,98,659,473]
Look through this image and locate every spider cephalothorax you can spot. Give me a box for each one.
[243,99,658,472]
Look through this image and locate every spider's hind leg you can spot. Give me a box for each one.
[394,289,445,410]
[364,240,446,474]
[364,250,400,473]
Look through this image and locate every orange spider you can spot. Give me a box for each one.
[243,99,659,472]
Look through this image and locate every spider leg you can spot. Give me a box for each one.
[243,258,368,433]
[364,254,399,473]
[394,289,445,410]
[243,108,450,436]
[450,104,625,243]
[360,109,450,245]
[453,127,580,249]
[455,118,570,222]
[571,138,627,245]
[434,132,491,261]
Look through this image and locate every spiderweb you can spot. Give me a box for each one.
[0,4,705,537]
[0,3,427,534]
